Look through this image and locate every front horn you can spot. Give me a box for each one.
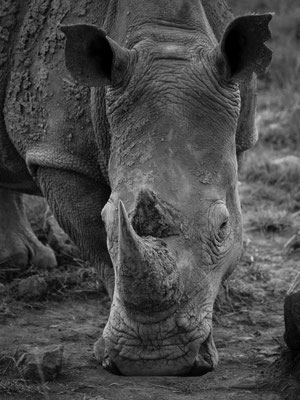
[117,200,182,312]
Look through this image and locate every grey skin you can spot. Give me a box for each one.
[1,0,272,376]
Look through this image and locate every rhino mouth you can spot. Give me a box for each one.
[95,308,218,377]
[100,330,218,376]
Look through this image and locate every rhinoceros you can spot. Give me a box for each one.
[0,0,272,376]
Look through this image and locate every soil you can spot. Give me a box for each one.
[1,184,300,400]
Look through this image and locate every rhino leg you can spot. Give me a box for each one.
[0,188,57,269]
[43,206,80,259]
[36,168,114,298]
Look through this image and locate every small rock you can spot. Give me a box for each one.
[18,275,47,299]
[17,344,64,382]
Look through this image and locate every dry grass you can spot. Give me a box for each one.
[0,258,106,302]
[0,379,46,395]
[240,150,300,211]
[214,257,271,316]
[241,152,300,187]
[246,208,294,233]
[256,91,300,150]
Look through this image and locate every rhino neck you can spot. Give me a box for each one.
[104,0,217,47]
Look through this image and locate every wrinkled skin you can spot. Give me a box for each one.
[1,0,272,376]
[0,189,57,269]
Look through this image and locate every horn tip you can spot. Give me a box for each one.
[118,200,127,221]
[118,199,131,232]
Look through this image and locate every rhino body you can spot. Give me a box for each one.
[0,0,272,376]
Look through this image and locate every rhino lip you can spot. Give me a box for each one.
[189,330,219,376]
[102,330,218,376]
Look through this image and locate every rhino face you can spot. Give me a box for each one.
[101,196,235,375]
[100,44,242,375]
[62,14,272,376]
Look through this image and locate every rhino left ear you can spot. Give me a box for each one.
[217,14,273,82]
[61,24,132,86]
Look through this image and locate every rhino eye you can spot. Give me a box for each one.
[217,218,230,241]
[209,202,230,242]
[220,221,227,230]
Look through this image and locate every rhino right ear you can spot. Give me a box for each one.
[61,24,132,86]
[217,14,273,83]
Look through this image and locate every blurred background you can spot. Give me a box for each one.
[230,0,300,229]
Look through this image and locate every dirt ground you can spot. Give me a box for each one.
[1,186,300,400]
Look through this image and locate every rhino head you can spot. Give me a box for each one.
[62,12,272,376]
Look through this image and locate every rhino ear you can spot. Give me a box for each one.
[218,14,273,82]
[61,24,132,86]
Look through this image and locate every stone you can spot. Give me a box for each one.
[17,344,64,382]
[18,275,47,299]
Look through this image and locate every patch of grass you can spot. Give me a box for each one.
[240,150,300,210]
[257,90,300,150]
[242,184,286,205]
[242,152,300,187]
[0,379,45,395]
[0,258,107,302]
[247,207,294,233]
[214,272,266,316]
[43,260,106,300]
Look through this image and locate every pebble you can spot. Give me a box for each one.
[17,344,64,382]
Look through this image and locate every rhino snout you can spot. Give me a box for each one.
[100,330,218,377]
